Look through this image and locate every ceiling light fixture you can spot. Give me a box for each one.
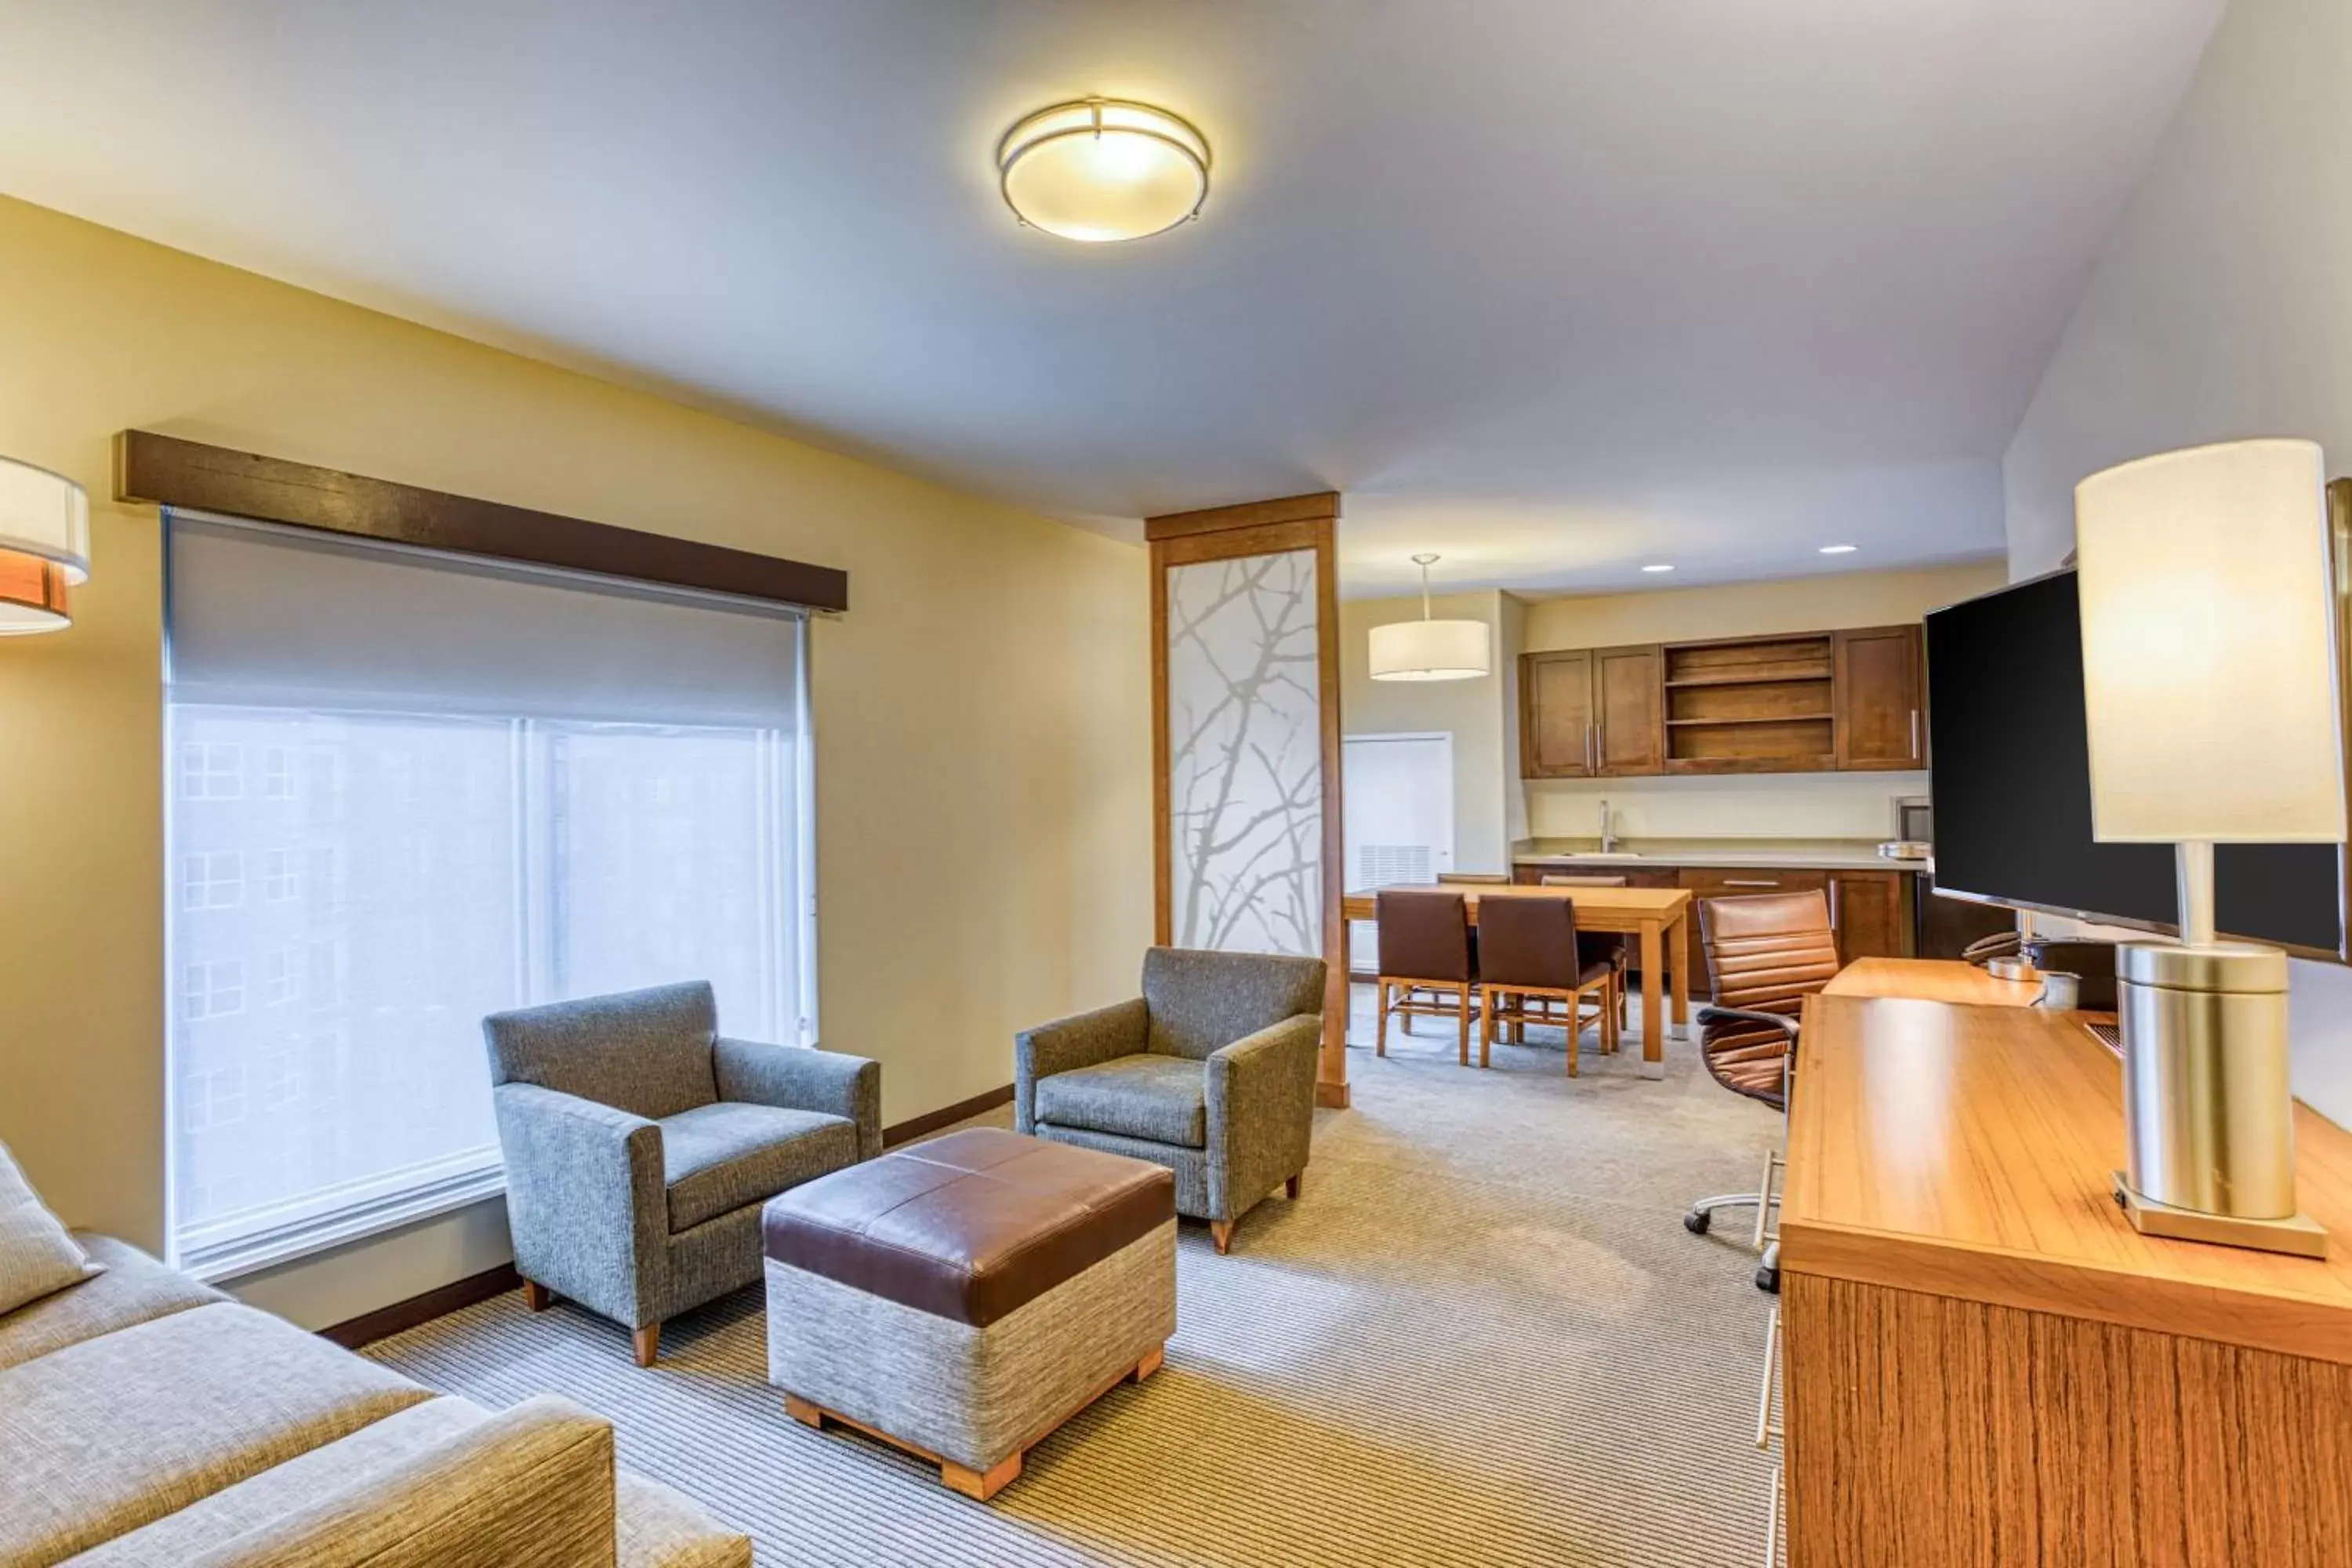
[997,98,1210,243]
[1369,554,1490,682]
[1819,543,1858,555]
[0,456,88,634]
[1641,563,1675,573]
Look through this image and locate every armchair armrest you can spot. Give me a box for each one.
[714,1038,881,1160]
[492,1083,666,1325]
[1204,1014,1322,1215]
[1697,1004,1800,1046]
[1014,997,1149,1133]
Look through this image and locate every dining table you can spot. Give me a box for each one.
[1338,883,1695,1079]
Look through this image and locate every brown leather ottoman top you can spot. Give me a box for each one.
[761,1127,1174,1328]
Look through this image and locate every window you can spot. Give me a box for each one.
[165,512,815,1279]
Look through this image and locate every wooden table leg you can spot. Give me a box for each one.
[1639,918,1667,1080]
[1669,909,1691,1044]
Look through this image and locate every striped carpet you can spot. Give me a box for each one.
[369,991,1783,1566]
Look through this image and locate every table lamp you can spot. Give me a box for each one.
[2074,438,2345,1257]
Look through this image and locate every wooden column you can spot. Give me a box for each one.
[1147,493,1348,1109]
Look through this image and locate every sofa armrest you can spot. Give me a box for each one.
[1014,997,1149,1133]
[492,1083,666,1326]
[182,1396,615,1568]
[713,1039,881,1160]
[1204,1014,1322,1216]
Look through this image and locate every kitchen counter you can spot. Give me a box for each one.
[1510,838,1933,874]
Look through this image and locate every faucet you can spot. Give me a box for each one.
[1599,799,1617,854]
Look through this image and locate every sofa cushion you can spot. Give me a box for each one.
[1034,1054,1207,1149]
[0,1301,432,1566]
[662,1102,858,1233]
[0,1141,103,1316]
[485,981,720,1121]
[0,1233,225,1373]
[1142,947,1327,1061]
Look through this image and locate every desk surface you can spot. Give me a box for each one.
[1785,960,2352,1364]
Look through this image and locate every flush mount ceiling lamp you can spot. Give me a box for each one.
[0,456,88,634]
[997,98,1210,243]
[1369,554,1490,682]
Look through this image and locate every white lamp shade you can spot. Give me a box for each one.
[1369,617,1490,681]
[2074,438,2347,844]
[0,456,89,583]
[998,100,1210,243]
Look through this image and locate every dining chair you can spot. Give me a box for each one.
[1539,874,1632,1044]
[1374,888,1477,1065]
[1474,894,1617,1074]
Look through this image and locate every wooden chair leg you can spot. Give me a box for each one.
[1457,985,1472,1066]
[1209,1220,1235,1254]
[942,1450,1023,1502]
[522,1279,552,1312]
[1567,989,1581,1079]
[1478,985,1494,1068]
[1376,981,1391,1056]
[633,1323,661,1367]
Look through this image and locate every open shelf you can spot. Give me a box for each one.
[1664,672,1832,690]
[1666,713,1831,725]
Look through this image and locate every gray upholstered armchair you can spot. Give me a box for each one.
[485,981,879,1365]
[1015,947,1327,1253]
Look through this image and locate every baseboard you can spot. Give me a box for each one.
[316,1087,1014,1346]
[884,1083,1014,1147]
[319,1262,521,1349]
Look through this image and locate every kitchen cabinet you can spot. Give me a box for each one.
[1519,621,1926,779]
[1826,869,1906,967]
[1832,625,1926,770]
[1519,645,1661,779]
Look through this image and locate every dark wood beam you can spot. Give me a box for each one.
[116,430,848,613]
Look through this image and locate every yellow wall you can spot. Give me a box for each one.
[0,197,1153,1307]
[1338,590,1514,873]
[1518,561,2004,843]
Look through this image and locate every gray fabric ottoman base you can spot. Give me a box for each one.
[766,1218,1175,1496]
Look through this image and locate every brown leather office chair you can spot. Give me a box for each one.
[1474,895,1617,1075]
[1682,890,1840,1293]
[1374,888,1477,1065]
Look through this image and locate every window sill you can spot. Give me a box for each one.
[177,1163,508,1285]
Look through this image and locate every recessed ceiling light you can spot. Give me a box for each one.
[997,99,1210,243]
[1818,543,1859,555]
[1640,563,1675,573]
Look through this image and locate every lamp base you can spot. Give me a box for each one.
[2111,1171,2329,1259]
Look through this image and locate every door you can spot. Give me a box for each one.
[1342,732,1455,975]
[1521,650,1597,778]
[1593,644,1665,775]
[1828,870,1907,966]
[1834,625,1925,770]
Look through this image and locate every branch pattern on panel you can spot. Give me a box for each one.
[1167,549,1323,956]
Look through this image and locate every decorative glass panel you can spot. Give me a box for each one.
[1165,549,1323,955]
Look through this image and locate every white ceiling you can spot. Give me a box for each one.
[0,0,2223,597]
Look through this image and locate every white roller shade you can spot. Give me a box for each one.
[167,511,804,727]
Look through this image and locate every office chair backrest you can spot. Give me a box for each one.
[1475,894,1581,989]
[1697,891,1838,1110]
[1375,888,1472,982]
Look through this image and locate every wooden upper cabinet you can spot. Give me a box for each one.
[1521,649,1598,778]
[1592,644,1664,775]
[1832,624,1926,770]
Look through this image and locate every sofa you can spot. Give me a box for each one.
[485,980,881,1365]
[0,1232,751,1567]
[1014,946,1327,1253]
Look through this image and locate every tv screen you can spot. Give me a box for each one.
[1925,571,2346,959]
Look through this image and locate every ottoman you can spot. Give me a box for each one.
[763,1127,1176,1501]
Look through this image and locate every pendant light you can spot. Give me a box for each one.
[1369,554,1490,681]
[0,456,89,634]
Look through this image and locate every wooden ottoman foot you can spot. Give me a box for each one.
[1131,1346,1165,1383]
[942,1450,1023,1502]
[632,1323,661,1367]
[785,1393,826,1429]
[522,1279,552,1312]
[1209,1220,1234,1254]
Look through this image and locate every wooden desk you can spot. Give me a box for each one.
[1340,884,1692,1077]
[1780,959,2352,1566]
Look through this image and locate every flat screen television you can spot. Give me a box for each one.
[1924,570,2347,960]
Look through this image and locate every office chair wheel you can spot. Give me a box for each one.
[1682,1208,1711,1236]
[1754,1262,1780,1294]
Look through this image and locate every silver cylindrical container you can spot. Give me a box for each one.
[2118,942,2296,1220]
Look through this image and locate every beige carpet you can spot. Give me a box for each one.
[370,992,1783,1566]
